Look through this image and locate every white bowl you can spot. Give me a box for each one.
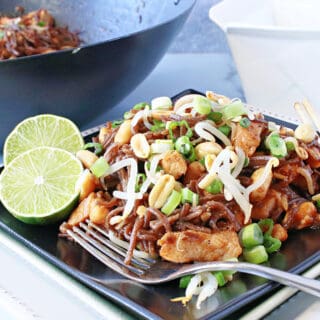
[209,0,320,115]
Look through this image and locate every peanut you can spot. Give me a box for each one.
[149,174,175,208]
[76,150,98,169]
[99,126,111,144]
[160,150,187,179]
[77,169,97,201]
[89,204,108,225]
[137,205,147,217]
[131,133,150,159]
[114,120,132,145]
[250,167,272,202]
[195,141,223,160]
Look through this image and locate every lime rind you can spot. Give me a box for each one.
[3,114,84,166]
[0,146,83,225]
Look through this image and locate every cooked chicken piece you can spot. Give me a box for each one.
[251,189,287,220]
[232,122,265,157]
[160,150,187,180]
[250,167,273,202]
[183,161,206,184]
[282,201,317,230]
[157,230,242,263]
[271,224,288,242]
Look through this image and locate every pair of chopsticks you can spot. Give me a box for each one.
[294,100,320,134]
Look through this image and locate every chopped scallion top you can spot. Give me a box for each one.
[222,100,247,120]
[123,111,133,120]
[285,141,295,152]
[265,133,287,158]
[179,275,193,288]
[258,218,274,236]
[83,142,103,156]
[181,188,199,206]
[37,21,46,27]
[133,102,148,110]
[208,111,223,123]
[213,271,227,287]
[263,234,281,254]
[150,119,165,132]
[239,223,264,248]
[205,179,223,194]
[218,125,231,137]
[239,117,251,128]
[243,245,268,264]
[111,119,123,128]
[168,120,192,140]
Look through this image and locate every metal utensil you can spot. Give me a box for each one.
[66,219,320,298]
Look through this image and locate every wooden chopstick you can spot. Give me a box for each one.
[302,99,320,132]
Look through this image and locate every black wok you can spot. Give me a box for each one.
[0,0,195,146]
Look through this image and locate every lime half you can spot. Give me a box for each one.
[3,114,84,166]
[0,146,83,224]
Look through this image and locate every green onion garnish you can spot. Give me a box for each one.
[213,271,227,287]
[179,275,193,289]
[83,142,103,156]
[161,190,182,215]
[239,223,264,248]
[150,119,165,132]
[37,21,46,27]
[175,136,192,156]
[90,157,109,178]
[181,188,199,206]
[111,119,123,128]
[244,157,250,167]
[285,141,295,152]
[265,133,287,158]
[150,139,174,154]
[135,173,146,192]
[218,124,231,137]
[133,102,148,110]
[222,100,247,120]
[239,117,251,128]
[263,234,282,254]
[123,111,133,120]
[316,200,320,210]
[205,179,223,194]
[208,111,223,123]
[168,120,192,140]
[193,96,212,115]
[0,31,4,40]
[243,245,268,264]
[258,218,274,236]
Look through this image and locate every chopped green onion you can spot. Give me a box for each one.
[111,119,123,128]
[205,179,223,194]
[258,218,274,236]
[239,117,251,128]
[244,157,250,167]
[150,119,165,132]
[264,234,282,254]
[265,133,287,158]
[37,21,46,27]
[135,173,146,192]
[83,142,103,156]
[175,136,192,155]
[133,102,148,110]
[218,124,231,137]
[213,271,227,287]
[90,157,109,178]
[199,157,205,166]
[181,188,199,206]
[150,139,174,154]
[123,111,133,120]
[222,258,238,278]
[193,96,212,115]
[151,96,172,110]
[161,190,182,215]
[222,100,247,120]
[243,245,268,264]
[286,141,295,152]
[208,111,223,123]
[168,120,192,140]
[146,161,161,172]
[239,223,264,248]
[179,275,193,289]
[316,200,320,210]
[0,31,4,40]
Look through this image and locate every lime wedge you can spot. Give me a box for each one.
[0,146,83,224]
[3,114,84,166]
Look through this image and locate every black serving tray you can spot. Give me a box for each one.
[1,89,320,320]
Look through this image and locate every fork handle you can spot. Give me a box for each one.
[178,261,320,298]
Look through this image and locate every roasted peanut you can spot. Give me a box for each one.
[98,126,111,144]
[250,167,272,202]
[149,174,175,208]
[76,150,98,169]
[184,161,206,184]
[137,205,147,217]
[195,141,222,160]
[89,204,108,225]
[160,150,187,179]
[114,120,132,145]
[68,193,95,226]
[130,133,150,159]
[77,169,98,201]
[294,123,315,143]
[271,224,288,242]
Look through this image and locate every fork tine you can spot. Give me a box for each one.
[69,227,145,275]
[79,222,151,270]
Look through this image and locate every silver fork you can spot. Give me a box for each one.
[66,219,320,297]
